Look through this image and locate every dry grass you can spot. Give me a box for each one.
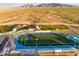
[0,7,79,25]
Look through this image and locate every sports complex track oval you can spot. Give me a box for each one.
[13,31,79,49]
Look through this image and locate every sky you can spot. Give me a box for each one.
[0,3,25,7]
[0,3,79,7]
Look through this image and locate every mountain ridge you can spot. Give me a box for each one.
[20,3,76,8]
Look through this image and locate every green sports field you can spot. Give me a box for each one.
[17,33,74,46]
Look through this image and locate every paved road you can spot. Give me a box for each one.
[36,23,79,27]
[0,35,9,55]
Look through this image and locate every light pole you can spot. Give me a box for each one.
[36,38,38,55]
